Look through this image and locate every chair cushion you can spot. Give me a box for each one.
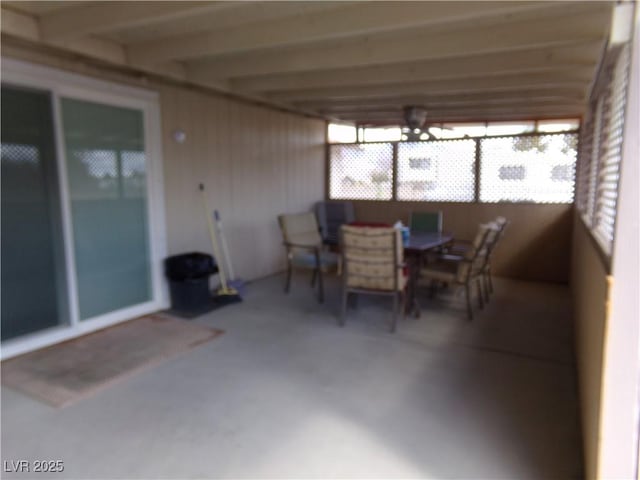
[418,261,458,284]
[345,254,408,291]
[291,251,339,269]
[279,212,322,247]
[342,226,405,291]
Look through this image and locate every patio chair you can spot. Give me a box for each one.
[409,210,443,233]
[409,210,444,266]
[442,216,508,300]
[278,212,339,303]
[417,222,497,321]
[339,225,406,333]
[482,217,509,297]
[315,201,355,246]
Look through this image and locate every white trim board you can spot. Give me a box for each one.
[1,57,169,360]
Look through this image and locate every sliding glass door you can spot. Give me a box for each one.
[1,86,70,341]
[1,59,166,358]
[61,98,152,320]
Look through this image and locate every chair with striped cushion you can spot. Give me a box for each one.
[340,225,406,332]
[442,216,508,301]
[417,222,497,321]
[482,217,509,297]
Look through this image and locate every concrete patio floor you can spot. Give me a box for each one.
[1,274,582,479]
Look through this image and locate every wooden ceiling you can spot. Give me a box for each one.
[1,1,615,125]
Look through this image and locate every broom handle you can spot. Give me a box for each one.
[199,184,229,291]
[214,210,235,280]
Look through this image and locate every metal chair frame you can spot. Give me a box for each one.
[278,214,337,303]
[419,225,494,321]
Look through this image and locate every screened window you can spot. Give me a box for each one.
[329,143,393,200]
[498,165,526,180]
[327,119,580,204]
[576,42,631,256]
[409,158,431,169]
[397,139,476,202]
[479,133,577,203]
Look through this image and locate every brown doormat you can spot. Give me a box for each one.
[1,314,224,408]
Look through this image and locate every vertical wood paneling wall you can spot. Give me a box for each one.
[158,84,326,280]
[570,214,610,480]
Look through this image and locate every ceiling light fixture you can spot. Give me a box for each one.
[403,106,428,141]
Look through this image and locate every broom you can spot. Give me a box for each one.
[213,209,246,296]
[199,184,242,305]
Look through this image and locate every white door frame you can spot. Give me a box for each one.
[1,58,169,360]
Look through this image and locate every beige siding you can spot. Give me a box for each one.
[570,213,610,480]
[1,43,326,281]
[158,85,325,280]
[351,201,573,283]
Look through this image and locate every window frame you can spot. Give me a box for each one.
[1,58,168,360]
[327,129,580,205]
[575,42,632,261]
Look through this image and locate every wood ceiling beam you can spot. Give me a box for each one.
[322,101,585,117]
[1,7,39,42]
[0,7,187,80]
[114,2,354,45]
[127,1,559,65]
[352,112,582,125]
[294,88,587,110]
[317,98,586,115]
[231,42,601,93]
[331,104,585,124]
[268,69,595,102]
[187,6,610,81]
[38,2,237,41]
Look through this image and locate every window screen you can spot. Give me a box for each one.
[592,44,630,253]
[329,143,393,200]
[479,133,577,203]
[575,42,631,256]
[397,139,475,202]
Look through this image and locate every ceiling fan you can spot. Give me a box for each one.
[402,105,451,141]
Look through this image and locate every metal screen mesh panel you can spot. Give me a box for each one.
[592,43,630,253]
[329,143,393,200]
[397,139,476,201]
[479,133,577,203]
[67,149,147,199]
[576,104,595,214]
[1,143,39,165]
[68,149,118,199]
[586,97,607,221]
[121,150,147,198]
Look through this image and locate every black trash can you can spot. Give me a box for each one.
[165,252,218,314]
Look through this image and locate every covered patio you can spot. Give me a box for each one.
[2,275,580,479]
[1,2,638,479]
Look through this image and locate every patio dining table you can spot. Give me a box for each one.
[404,232,454,316]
